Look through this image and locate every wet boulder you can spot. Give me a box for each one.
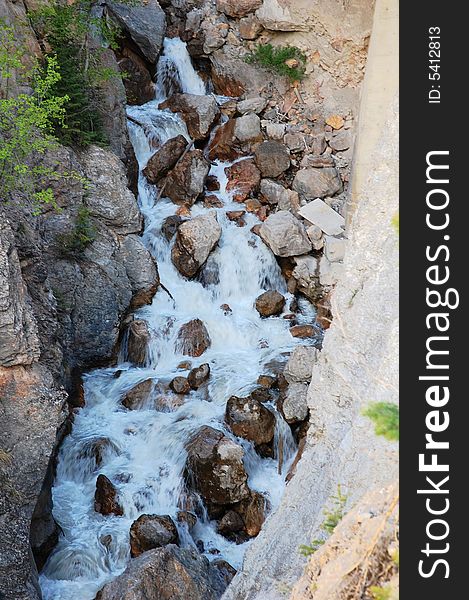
[159,94,220,140]
[217,510,245,536]
[176,319,211,357]
[255,290,285,317]
[185,426,250,505]
[259,211,312,257]
[225,159,261,202]
[130,514,179,557]
[225,395,275,446]
[234,490,266,537]
[95,545,232,600]
[171,213,222,278]
[208,119,241,162]
[161,215,184,241]
[143,135,188,184]
[126,320,150,367]
[254,141,291,178]
[122,379,154,410]
[187,363,211,389]
[165,150,210,206]
[169,376,191,395]
[94,475,123,516]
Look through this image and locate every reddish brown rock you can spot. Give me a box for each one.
[289,324,319,339]
[239,16,264,40]
[216,0,262,18]
[159,94,220,140]
[122,379,154,409]
[255,290,285,317]
[208,119,241,162]
[176,319,211,357]
[226,210,246,227]
[225,159,261,202]
[234,491,266,537]
[126,320,150,367]
[170,376,191,395]
[94,475,123,516]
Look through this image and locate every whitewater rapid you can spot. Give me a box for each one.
[40,38,312,600]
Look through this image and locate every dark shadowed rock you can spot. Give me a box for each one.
[126,320,150,367]
[234,490,266,537]
[130,514,179,557]
[106,0,166,65]
[255,290,285,317]
[225,395,275,446]
[143,135,188,184]
[176,319,211,357]
[94,475,123,516]
[185,426,250,505]
[95,545,231,599]
[161,215,184,241]
[217,510,245,536]
[118,46,155,105]
[122,379,154,409]
[254,141,291,178]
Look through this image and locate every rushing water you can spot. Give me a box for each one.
[40,38,313,600]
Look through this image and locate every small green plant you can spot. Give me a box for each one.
[363,402,399,441]
[0,20,68,210]
[299,485,347,556]
[246,43,307,81]
[59,205,96,255]
[30,0,125,147]
[391,212,399,235]
[369,585,394,600]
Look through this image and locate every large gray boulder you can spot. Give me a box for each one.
[259,211,312,257]
[106,0,166,65]
[292,167,343,199]
[172,213,222,278]
[81,145,142,233]
[186,426,250,505]
[95,545,232,600]
[284,346,318,384]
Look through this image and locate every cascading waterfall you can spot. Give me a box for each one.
[39,39,313,600]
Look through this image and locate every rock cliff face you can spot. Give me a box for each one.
[0,1,163,597]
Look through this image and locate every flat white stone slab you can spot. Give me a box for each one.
[298,198,345,236]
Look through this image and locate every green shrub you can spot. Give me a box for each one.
[363,402,399,441]
[299,485,347,556]
[0,20,68,210]
[30,1,121,147]
[246,43,307,81]
[369,585,394,600]
[59,205,96,255]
